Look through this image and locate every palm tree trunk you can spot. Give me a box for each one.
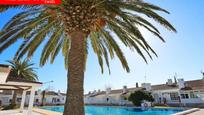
[41,90,45,106]
[63,31,86,115]
[11,90,17,105]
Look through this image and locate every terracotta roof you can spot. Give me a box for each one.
[60,93,66,96]
[151,84,178,91]
[85,79,204,97]
[0,64,9,68]
[6,76,42,84]
[0,64,42,84]
[110,89,123,94]
[86,87,143,97]
[0,64,10,73]
[150,79,204,91]
[44,91,58,96]
[184,79,204,90]
[89,91,106,97]
[127,87,144,92]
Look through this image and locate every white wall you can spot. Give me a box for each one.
[84,94,132,105]
[181,98,202,104]
[0,90,66,106]
[152,89,180,104]
[0,95,12,106]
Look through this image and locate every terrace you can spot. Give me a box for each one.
[0,65,42,115]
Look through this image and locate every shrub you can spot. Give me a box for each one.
[123,96,127,100]
[128,90,154,106]
[2,104,19,110]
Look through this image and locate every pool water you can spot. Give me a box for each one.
[41,106,184,115]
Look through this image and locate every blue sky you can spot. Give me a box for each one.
[0,0,204,94]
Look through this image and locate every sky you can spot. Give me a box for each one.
[0,0,204,94]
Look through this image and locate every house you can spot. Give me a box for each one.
[0,64,43,115]
[84,86,143,105]
[0,64,66,107]
[152,78,204,107]
[41,90,66,105]
[0,90,66,106]
[0,90,13,106]
[85,77,204,107]
[0,64,66,106]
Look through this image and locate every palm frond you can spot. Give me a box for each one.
[0,0,176,74]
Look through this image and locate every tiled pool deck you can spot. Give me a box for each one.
[188,109,204,115]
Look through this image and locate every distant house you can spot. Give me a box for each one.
[85,78,204,107]
[84,86,142,106]
[42,90,66,105]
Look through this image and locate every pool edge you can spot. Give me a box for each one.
[33,108,62,115]
[172,108,200,115]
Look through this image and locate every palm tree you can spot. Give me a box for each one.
[7,59,38,105]
[0,0,176,115]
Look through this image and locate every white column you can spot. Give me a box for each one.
[20,90,26,112]
[27,87,35,115]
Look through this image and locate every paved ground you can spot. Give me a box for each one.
[188,109,204,115]
[0,109,43,115]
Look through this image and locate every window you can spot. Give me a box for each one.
[17,98,22,102]
[190,91,198,98]
[170,92,179,100]
[181,93,189,99]
[200,91,204,94]
[35,99,39,103]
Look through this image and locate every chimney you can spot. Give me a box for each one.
[37,89,41,95]
[98,89,101,93]
[106,87,111,95]
[201,71,204,80]
[167,79,173,85]
[136,82,139,88]
[141,83,151,91]
[174,76,177,84]
[93,90,97,94]
[58,90,61,95]
[178,78,185,89]
[122,85,128,93]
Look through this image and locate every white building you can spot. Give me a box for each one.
[0,90,66,106]
[0,64,42,115]
[84,85,142,106]
[41,90,66,105]
[85,78,204,107]
[152,78,204,107]
[0,64,66,107]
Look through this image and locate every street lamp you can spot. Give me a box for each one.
[43,80,54,91]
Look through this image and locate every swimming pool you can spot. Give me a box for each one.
[41,106,184,115]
